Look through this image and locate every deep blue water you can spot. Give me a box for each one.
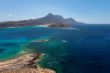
[0,25,110,73]
[0,48,5,53]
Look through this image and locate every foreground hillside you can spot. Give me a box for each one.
[0,53,55,73]
[1,67,55,73]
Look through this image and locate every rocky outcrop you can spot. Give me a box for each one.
[0,53,55,73]
[1,67,55,73]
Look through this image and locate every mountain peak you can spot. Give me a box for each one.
[47,13,54,16]
[44,13,77,24]
[46,13,54,17]
[45,13,64,21]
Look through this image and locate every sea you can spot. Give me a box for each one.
[0,24,110,73]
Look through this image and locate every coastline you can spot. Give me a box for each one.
[0,53,55,73]
[3,25,80,31]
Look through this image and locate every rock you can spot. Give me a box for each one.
[0,53,56,73]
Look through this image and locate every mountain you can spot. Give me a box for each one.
[0,13,81,28]
[40,13,78,24]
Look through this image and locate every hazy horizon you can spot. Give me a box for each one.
[0,0,110,24]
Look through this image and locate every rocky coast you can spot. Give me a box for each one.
[0,53,55,73]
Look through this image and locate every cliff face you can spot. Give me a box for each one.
[0,13,80,28]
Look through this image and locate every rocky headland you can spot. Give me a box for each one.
[0,53,55,73]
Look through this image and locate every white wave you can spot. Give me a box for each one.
[62,40,67,43]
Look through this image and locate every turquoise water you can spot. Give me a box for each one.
[1,25,110,73]
[0,27,53,60]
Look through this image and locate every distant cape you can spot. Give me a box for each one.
[0,13,83,28]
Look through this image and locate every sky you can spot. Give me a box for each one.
[0,0,110,24]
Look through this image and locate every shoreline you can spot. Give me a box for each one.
[0,53,55,73]
[3,25,80,31]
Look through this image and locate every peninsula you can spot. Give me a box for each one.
[0,13,82,28]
